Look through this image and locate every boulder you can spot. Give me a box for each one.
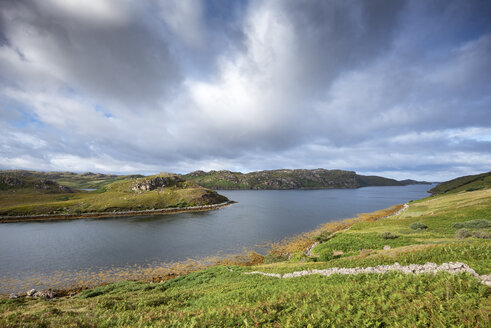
[26,289,37,297]
[33,290,57,299]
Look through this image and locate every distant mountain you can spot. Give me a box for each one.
[182,169,430,190]
[429,171,491,195]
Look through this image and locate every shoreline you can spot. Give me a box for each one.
[0,201,412,296]
[0,201,236,223]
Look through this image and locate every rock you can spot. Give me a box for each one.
[34,179,73,193]
[132,176,184,192]
[33,290,57,299]
[383,245,391,250]
[26,289,37,296]
[0,176,23,187]
[9,293,19,299]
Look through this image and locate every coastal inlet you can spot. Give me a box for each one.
[0,185,433,294]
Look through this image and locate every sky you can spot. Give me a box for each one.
[0,0,490,181]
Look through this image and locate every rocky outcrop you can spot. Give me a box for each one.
[34,179,73,193]
[132,176,184,192]
[33,290,57,299]
[0,176,23,188]
[0,174,73,193]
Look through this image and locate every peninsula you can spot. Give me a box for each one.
[0,171,230,221]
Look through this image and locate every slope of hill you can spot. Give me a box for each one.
[1,177,489,326]
[0,173,73,193]
[0,172,229,220]
[182,169,430,190]
[429,171,491,195]
[0,170,143,190]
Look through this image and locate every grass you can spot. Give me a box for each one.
[429,171,491,195]
[0,174,229,218]
[0,186,490,326]
[0,266,489,327]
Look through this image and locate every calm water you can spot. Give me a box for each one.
[0,185,432,292]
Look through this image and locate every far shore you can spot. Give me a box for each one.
[0,201,236,223]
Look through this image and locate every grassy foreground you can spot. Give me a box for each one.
[1,189,490,326]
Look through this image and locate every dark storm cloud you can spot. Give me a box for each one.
[0,0,490,180]
[0,0,181,108]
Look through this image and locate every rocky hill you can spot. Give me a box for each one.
[182,169,430,190]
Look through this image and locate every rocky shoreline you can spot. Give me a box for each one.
[0,201,235,223]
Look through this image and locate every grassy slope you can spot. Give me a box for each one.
[1,189,489,326]
[0,170,144,190]
[429,171,491,195]
[0,174,229,217]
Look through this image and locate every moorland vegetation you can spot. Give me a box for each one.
[1,171,490,326]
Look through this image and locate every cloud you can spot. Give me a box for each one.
[0,0,490,180]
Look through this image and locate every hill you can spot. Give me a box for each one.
[0,172,229,220]
[429,171,491,195]
[182,168,430,190]
[1,176,489,326]
[0,170,144,190]
[0,173,73,193]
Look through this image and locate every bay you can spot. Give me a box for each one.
[0,184,432,293]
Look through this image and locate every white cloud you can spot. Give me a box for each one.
[0,0,490,181]
[157,0,206,48]
[43,0,130,25]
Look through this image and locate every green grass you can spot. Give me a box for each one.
[1,181,490,326]
[0,174,229,218]
[429,171,491,195]
[313,232,418,257]
[256,240,491,275]
[0,170,145,190]
[1,266,489,327]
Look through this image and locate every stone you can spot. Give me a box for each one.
[132,176,184,192]
[34,290,57,299]
[383,245,391,250]
[26,289,37,297]
[9,293,19,299]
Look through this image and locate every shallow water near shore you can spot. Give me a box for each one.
[0,185,433,293]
